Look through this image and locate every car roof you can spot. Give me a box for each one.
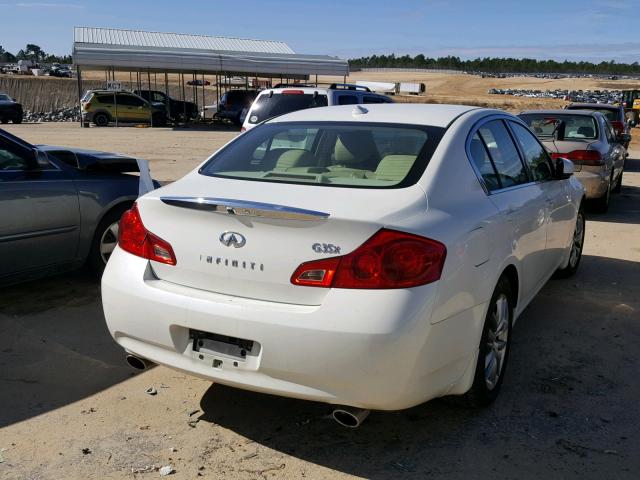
[266,103,480,128]
[258,87,329,96]
[567,103,619,110]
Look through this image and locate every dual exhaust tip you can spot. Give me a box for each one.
[125,354,370,427]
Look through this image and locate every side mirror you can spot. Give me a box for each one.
[31,149,50,169]
[555,158,574,179]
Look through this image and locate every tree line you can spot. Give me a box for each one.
[0,44,71,64]
[349,54,640,74]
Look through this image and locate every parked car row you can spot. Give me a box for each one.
[80,89,198,127]
[2,93,631,427]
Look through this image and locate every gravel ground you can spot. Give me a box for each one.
[0,127,639,479]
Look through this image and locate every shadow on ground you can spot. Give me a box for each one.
[198,254,640,478]
[0,269,137,428]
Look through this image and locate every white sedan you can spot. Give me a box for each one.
[102,104,585,427]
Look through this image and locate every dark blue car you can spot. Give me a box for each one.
[0,128,156,284]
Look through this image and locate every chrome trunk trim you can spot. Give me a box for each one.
[160,196,330,221]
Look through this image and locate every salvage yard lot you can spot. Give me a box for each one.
[1,124,639,479]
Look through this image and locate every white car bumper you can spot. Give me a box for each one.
[102,247,483,410]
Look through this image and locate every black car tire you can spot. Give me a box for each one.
[152,112,167,127]
[93,113,109,127]
[88,204,132,275]
[13,115,22,124]
[465,275,513,407]
[0,117,8,124]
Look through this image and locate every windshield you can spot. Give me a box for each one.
[0,94,12,101]
[200,122,444,188]
[248,93,328,124]
[519,114,599,141]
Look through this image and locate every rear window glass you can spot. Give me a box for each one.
[0,94,12,101]
[567,106,619,122]
[200,122,444,189]
[519,114,598,141]
[248,93,328,124]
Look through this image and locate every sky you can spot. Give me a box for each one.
[0,0,639,63]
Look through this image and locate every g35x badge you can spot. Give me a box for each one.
[312,243,341,254]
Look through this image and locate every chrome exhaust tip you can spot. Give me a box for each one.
[332,407,370,428]
[126,354,150,370]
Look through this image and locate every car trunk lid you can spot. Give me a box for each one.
[136,174,428,305]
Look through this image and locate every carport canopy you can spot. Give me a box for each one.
[73,27,349,77]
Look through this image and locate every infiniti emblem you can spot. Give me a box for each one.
[219,231,246,248]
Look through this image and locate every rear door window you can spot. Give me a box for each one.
[509,122,553,181]
[118,95,146,107]
[363,95,387,104]
[477,120,529,188]
[248,93,328,124]
[337,94,359,105]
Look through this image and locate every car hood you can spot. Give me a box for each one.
[37,144,141,172]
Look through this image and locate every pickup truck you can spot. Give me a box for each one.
[134,90,198,122]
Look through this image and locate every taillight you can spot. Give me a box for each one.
[83,102,91,110]
[118,204,177,265]
[282,90,304,95]
[551,150,603,166]
[291,229,446,289]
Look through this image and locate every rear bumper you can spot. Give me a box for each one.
[102,247,483,410]
[574,170,608,199]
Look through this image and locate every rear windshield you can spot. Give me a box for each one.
[248,93,328,124]
[0,94,12,101]
[200,122,444,188]
[567,105,619,122]
[519,113,598,141]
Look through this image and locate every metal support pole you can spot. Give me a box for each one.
[315,74,318,87]
[201,73,205,121]
[147,69,153,127]
[164,72,169,121]
[181,72,187,124]
[192,71,197,123]
[76,65,83,128]
[129,71,133,90]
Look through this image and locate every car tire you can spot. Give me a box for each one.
[612,169,623,194]
[88,204,132,275]
[465,276,513,407]
[0,117,8,124]
[555,203,585,278]
[152,112,167,127]
[591,173,612,213]
[13,115,22,124]
[93,113,109,127]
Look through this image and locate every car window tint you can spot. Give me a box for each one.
[363,95,385,104]
[510,122,553,181]
[469,133,501,190]
[478,120,529,188]
[0,146,29,170]
[337,95,358,105]
[96,95,113,103]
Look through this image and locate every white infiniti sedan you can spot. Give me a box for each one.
[102,104,585,426]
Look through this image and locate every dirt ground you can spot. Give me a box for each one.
[0,127,639,479]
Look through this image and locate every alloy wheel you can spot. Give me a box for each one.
[485,294,510,391]
[99,221,119,264]
[569,211,585,268]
